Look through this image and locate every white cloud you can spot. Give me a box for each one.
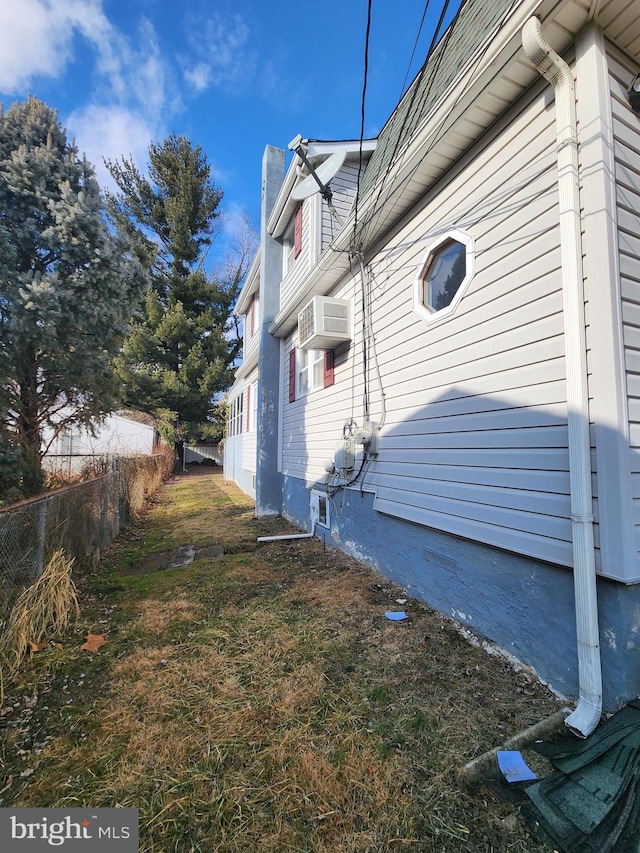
[184,62,212,94]
[0,0,238,201]
[0,0,114,93]
[0,0,174,177]
[125,19,172,122]
[0,0,74,92]
[183,12,256,93]
[66,104,156,192]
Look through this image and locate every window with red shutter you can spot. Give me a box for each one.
[288,349,296,402]
[323,350,335,387]
[294,204,302,258]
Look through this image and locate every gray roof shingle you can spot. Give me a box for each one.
[358,0,519,203]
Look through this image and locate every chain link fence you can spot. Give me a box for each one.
[0,454,167,629]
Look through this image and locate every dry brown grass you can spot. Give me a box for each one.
[134,597,204,633]
[0,549,78,703]
[0,471,559,852]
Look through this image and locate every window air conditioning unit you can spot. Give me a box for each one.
[298,295,351,350]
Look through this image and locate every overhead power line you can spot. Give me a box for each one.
[399,0,434,100]
[353,0,374,250]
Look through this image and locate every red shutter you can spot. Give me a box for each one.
[323,350,335,387]
[246,385,251,432]
[294,204,302,258]
[289,348,296,402]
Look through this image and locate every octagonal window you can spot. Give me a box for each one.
[414,230,474,324]
[422,239,466,311]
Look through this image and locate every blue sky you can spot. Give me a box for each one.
[0,0,457,258]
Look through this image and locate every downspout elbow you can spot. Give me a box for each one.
[522,18,574,92]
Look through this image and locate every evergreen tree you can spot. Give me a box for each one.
[0,96,147,497]
[107,134,251,446]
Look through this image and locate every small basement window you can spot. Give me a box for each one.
[310,489,330,528]
[414,230,474,324]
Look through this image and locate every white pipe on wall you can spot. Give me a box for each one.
[257,523,316,543]
[522,17,602,738]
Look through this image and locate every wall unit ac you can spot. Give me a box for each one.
[298,296,351,350]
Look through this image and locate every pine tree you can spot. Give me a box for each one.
[107,134,251,447]
[0,96,147,497]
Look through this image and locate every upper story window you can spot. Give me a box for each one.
[284,204,303,275]
[246,296,258,340]
[294,204,302,258]
[414,229,474,324]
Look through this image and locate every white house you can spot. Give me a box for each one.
[225,0,640,732]
[43,412,159,475]
[224,252,261,496]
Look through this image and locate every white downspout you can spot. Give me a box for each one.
[522,17,602,737]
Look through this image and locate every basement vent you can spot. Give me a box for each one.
[423,548,457,572]
[298,295,351,350]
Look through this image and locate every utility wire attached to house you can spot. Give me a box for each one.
[352,0,373,251]
[356,0,519,252]
[333,0,483,500]
[354,0,460,252]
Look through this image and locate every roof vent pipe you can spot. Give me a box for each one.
[522,17,602,738]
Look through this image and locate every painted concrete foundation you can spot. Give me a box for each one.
[278,473,640,711]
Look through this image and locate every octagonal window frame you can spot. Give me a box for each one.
[413,229,474,326]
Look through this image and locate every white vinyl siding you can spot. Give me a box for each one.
[241,294,260,371]
[281,201,311,310]
[224,370,258,495]
[282,331,357,482]
[243,379,258,477]
[610,45,640,563]
[368,83,571,566]
[321,160,362,252]
[573,26,639,583]
[281,79,579,566]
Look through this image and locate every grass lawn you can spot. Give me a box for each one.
[0,469,561,852]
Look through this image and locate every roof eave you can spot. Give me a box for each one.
[267,139,378,240]
[268,0,585,338]
[234,250,261,316]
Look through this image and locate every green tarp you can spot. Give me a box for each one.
[521,701,640,853]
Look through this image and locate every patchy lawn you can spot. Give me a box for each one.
[0,468,561,852]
